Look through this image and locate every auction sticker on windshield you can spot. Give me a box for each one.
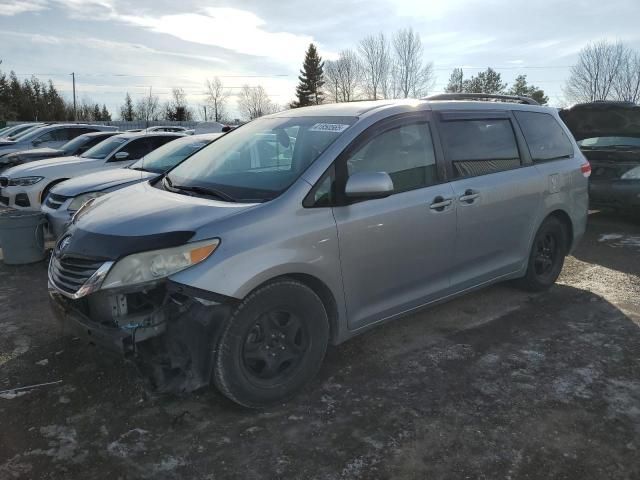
[309,123,351,133]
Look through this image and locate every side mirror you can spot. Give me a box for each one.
[114,151,129,160]
[32,140,42,147]
[345,171,394,199]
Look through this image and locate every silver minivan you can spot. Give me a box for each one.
[48,95,589,407]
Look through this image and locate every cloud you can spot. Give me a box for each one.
[115,7,316,65]
[0,0,48,16]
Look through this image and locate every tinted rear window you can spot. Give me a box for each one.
[514,111,574,161]
[439,119,521,178]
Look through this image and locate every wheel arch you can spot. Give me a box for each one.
[40,178,69,203]
[547,208,574,252]
[250,273,341,345]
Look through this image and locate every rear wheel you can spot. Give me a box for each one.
[517,216,567,292]
[213,279,329,408]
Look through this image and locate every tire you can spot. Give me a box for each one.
[213,279,330,408]
[517,216,568,292]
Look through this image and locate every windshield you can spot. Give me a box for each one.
[578,136,640,149]
[81,136,127,159]
[60,135,92,154]
[131,136,213,173]
[165,116,356,202]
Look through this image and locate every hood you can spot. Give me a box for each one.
[560,102,640,140]
[64,182,257,260]
[12,147,63,159]
[0,147,63,166]
[2,156,91,177]
[51,168,157,197]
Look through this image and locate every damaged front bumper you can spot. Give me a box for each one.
[48,280,234,392]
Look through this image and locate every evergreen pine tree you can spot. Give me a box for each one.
[292,44,325,108]
[120,92,135,121]
[101,104,111,121]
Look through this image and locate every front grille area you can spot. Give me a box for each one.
[45,193,68,210]
[49,255,105,295]
[0,177,8,188]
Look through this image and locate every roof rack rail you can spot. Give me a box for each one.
[424,93,540,106]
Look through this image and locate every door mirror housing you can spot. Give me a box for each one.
[32,139,42,147]
[345,171,394,199]
[114,151,129,160]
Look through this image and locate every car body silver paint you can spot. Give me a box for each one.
[70,99,588,345]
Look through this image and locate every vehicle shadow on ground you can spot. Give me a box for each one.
[2,283,639,479]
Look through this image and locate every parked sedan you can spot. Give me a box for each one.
[0,124,116,164]
[560,101,640,212]
[0,132,183,210]
[0,131,119,169]
[0,123,45,140]
[43,133,221,237]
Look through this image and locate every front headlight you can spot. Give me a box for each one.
[9,176,44,186]
[68,191,107,212]
[100,239,220,290]
[621,166,640,180]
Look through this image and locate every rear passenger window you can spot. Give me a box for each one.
[439,119,521,178]
[514,111,574,162]
[347,122,438,193]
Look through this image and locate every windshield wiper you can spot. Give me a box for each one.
[163,176,236,202]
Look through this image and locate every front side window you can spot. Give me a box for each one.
[114,138,154,160]
[347,122,438,193]
[440,119,520,178]
[165,116,356,203]
[514,111,574,161]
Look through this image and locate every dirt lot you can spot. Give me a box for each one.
[1,212,639,480]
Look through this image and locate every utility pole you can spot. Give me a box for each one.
[71,72,77,121]
[203,105,207,121]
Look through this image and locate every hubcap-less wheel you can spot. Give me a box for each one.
[516,216,567,292]
[213,279,330,408]
[242,310,308,383]
[534,233,557,276]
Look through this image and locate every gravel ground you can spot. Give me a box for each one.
[1,212,639,480]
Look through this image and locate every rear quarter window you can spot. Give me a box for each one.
[514,111,574,162]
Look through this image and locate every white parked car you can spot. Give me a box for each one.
[0,132,183,210]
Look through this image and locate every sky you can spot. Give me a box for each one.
[0,0,639,119]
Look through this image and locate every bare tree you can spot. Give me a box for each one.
[324,60,341,103]
[614,49,640,103]
[391,28,435,98]
[358,33,390,100]
[565,40,627,103]
[135,89,160,126]
[238,85,277,120]
[336,49,362,102]
[164,87,193,121]
[205,77,230,122]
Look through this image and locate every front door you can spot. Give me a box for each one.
[332,114,457,330]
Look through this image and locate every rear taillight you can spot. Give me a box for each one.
[580,161,591,177]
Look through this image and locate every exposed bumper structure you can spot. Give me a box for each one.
[48,278,233,392]
[590,180,640,210]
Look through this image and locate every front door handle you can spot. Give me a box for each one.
[430,196,453,211]
[459,189,480,204]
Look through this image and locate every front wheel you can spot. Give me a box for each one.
[213,279,329,408]
[517,217,568,292]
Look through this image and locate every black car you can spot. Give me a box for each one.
[0,131,119,169]
[560,101,640,212]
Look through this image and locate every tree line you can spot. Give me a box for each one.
[0,69,112,122]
